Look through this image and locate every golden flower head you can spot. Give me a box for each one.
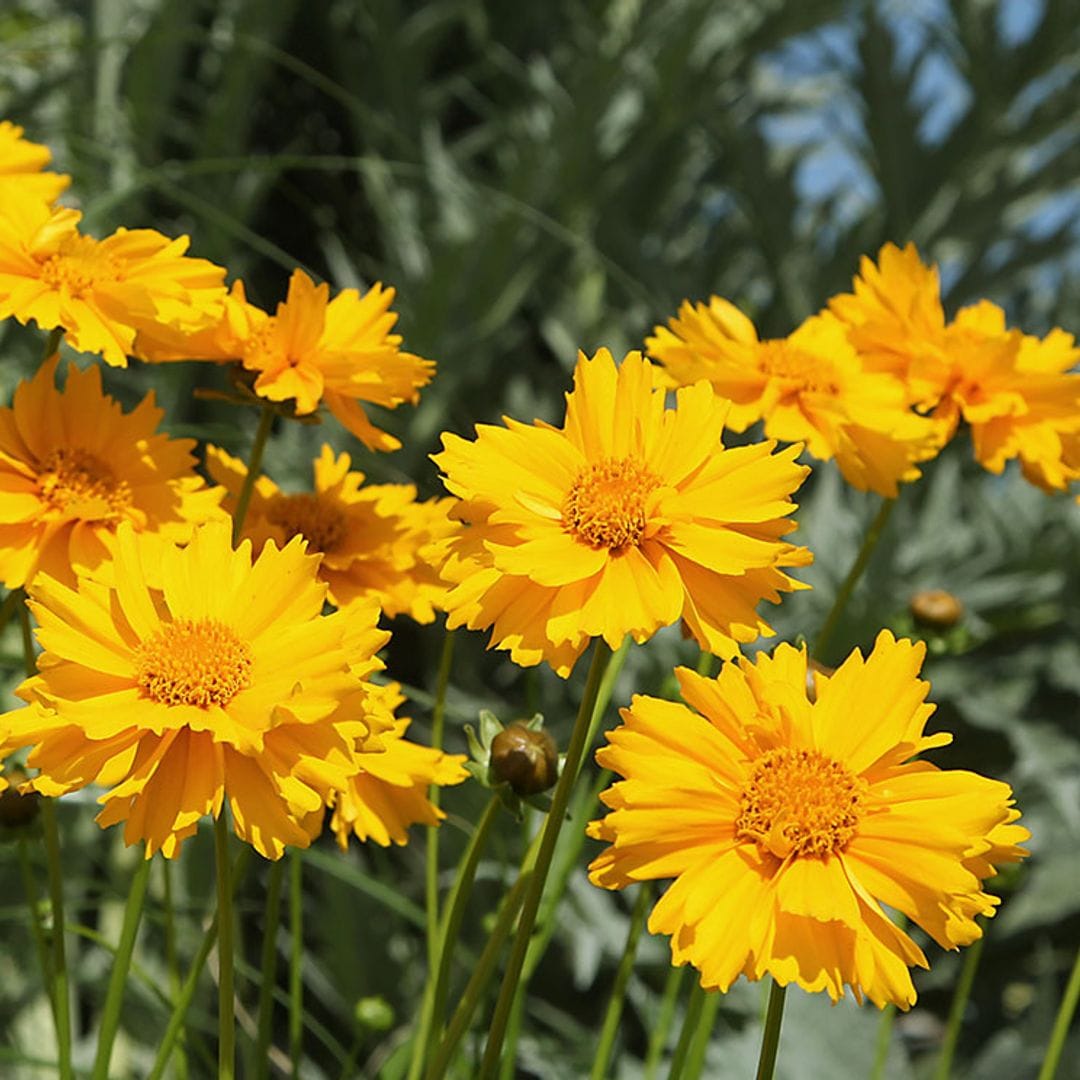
[0,521,393,859]
[0,120,69,202]
[207,442,459,620]
[0,355,224,589]
[433,348,812,677]
[588,630,1028,1009]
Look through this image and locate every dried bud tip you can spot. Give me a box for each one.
[910,588,964,629]
[490,722,559,796]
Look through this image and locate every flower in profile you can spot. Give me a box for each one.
[207,442,458,620]
[588,630,1028,1008]
[0,189,226,366]
[0,356,224,589]
[0,121,69,202]
[647,302,938,496]
[434,349,811,677]
[0,522,393,859]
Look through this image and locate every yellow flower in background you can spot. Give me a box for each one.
[0,356,223,589]
[0,522,392,859]
[207,442,459,621]
[588,631,1028,1009]
[0,190,226,366]
[434,349,811,677]
[0,120,69,202]
[647,301,938,497]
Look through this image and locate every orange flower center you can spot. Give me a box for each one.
[562,457,663,550]
[37,447,132,520]
[265,493,346,553]
[38,235,123,297]
[736,747,865,859]
[758,341,840,396]
[135,619,253,708]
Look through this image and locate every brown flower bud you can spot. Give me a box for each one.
[0,769,40,829]
[910,589,964,630]
[806,659,835,704]
[490,722,559,796]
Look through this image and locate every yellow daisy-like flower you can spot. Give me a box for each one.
[0,120,69,202]
[647,302,937,497]
[323,682,468,848]
[0,356,224,589]
[0,189,226,366]
[207,442,459,621]
[0,522,393,859]
[433,348,811,677]
[588,630,1029,1009]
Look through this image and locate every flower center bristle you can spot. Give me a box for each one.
[38,235,123,297]
[736,747,865,859]
[562,457,663,551]
[266,493,346,553]
[759,341,840,396]
[38,447,132,520]
[135,619,253,708]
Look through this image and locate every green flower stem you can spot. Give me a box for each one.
[683,986,721,1080]
[479,639,615,1078]
[812,496,896,663]
[0,587,25,638]
[161,859,189,1080]
[254,859,286,1080]
[754,980,787,1080]
[289,848,304,1078]
[91,856,153,1080]
[667,980,706,1080]
[870,1004,897,1080]
[644,965,688,1080]
[589,883,653,1080]
[425,627,456,972]
[1038,939,1080,1080]
[933,932,984,1080]
[232,404,275,541]
[215,813,237,1080]
[42,326,64,359]
[17,837,55,1023]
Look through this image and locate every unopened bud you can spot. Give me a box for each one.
[0,769,39,829]
[490,722,559,796]
[910,589,963,630]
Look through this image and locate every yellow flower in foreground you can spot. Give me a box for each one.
[207,443,459,620]
[434,349,811,677]
[0,522,392,859]
[647,302,937,497]
[588,631,1028,1008]
[0,189,226,366]
[0,120,69,202]
[0,356,223,588]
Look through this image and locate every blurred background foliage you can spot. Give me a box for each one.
[0,0,1078,1077]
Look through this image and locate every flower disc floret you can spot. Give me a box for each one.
[135,619,253,709]
[37,447,132,519]
[266,493,348,554]
[562,457,662,550]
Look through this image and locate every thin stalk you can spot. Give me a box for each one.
[683,987,721,1080]
[215,814,237,1080]
[289,848,304,1078]
[254,860,286,1080]
[812,497,896,662]
[934,933,984,1080]
[161,859,189,1080]
[232,404,275,541]
[870,1004,897,1080]
[0,587,26,638]
[589,883,652,1080]
[91,857,153,1080]
[17,837,55,1022]
[667,981,706,1080]
[425,628,456,972]
[479,639,614,1078]
[42,326,64,358]
[644,966,688,1080]
[1038,940,1080,1080]
[754,980,787,1080]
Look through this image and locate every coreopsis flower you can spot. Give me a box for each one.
[588,630,1029,1009]
[207,442,458,620]
[0,522,393,859]
[0,189,226,366]
[433,348,811,677]
[0,121,69,202]
[647,303,937,496]
[0,356,224,589]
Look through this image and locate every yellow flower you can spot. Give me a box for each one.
[0,522,392,859]
[0,189,226,366]
[207,442,459,621]
[0,120,69,202]
[433,349,811,677]
[0,356,224,589]
[647,301,938,497]
[588,630,1028,1009]
[323,683,468,848]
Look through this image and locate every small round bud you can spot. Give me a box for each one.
[910,588,963,629]
[490,722,559,796]
[0,769,40,829]
[354,995,394,1032]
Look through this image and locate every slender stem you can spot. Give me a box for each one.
[644,966,688,1080]
[870,1004,897,1080]
[215,814,237,1080]
[17,837,55,1022]
[232,405,275,541]
[754,980,787,1080]
[667,980,706,1080]
[478,639,614,1078]
[589,884,652,1080]
[425,628,456,972]
[683,987,721,1080]
[254,860,286,1080]
[1038,940,1080,1080]
[289,848,304,1078]
[933,933,984,1080]
[161,859,189,1080]
[91,857,153,1080]
[0,587,25,638]
[812,497,896,662]
[42,326,64,358]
